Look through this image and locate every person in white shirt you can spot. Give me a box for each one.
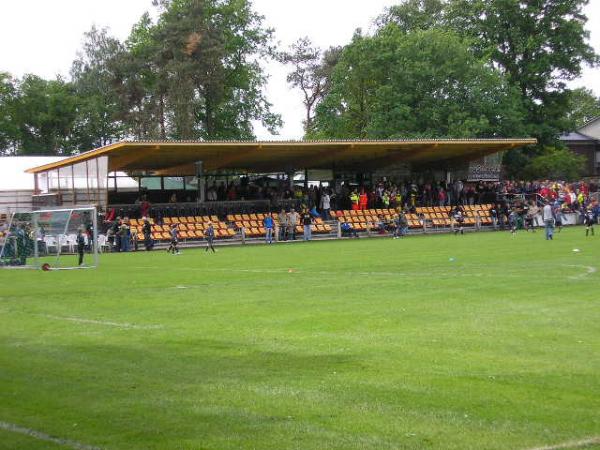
[542,202,554,240]
[320,192,331,220]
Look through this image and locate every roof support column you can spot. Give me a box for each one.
[286,170,294,190]
[195,161,206,203]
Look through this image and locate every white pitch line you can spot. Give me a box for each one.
[43,315,162,330]
[131,266,523,279]
[0,421,101,450]
[566,265,597,280]
[527,435,600,450]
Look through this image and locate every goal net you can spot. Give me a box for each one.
[0,207,98,270]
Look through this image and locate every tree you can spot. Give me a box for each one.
[11,75,79,155]
[566,87,600,129]
[70,26,126,150]
[310,27,524,140]
[0,72,19,155]
[446,0,599,144]
[122,12,166,139]
[378,0,445,32]
[278,38,341,134]
[148,0,281,139]
[523,146,585,180]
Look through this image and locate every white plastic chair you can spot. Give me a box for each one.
[58,234,72,253]
[44,236,58,254]
[97,234,109,253]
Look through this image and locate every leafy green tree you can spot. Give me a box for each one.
[310,27,524,140]
[11,75,78,155]
[149,0,281,139]
[0,72,19,155]
[566,87,600,129]
[523,146,585,180]
[122,12,167,140]
[378,0,445,32]
[446,0,599,144]
[70,26,126,150]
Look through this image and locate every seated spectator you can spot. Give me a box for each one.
[376,215,387,234]
[341,221,359,238]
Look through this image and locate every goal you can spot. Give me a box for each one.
[0,207,99,270]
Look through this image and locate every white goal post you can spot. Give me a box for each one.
[0,206,99,270]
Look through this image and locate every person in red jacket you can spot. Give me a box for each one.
[359,190,368,211]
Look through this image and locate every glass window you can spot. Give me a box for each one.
[140,177,163,190]
[164,177,184,190]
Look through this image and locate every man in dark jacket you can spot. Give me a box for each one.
[77,228,86,266]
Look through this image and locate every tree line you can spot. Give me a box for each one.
[1,0,600,178]
[0,0,280,156]
[279,0,600,177]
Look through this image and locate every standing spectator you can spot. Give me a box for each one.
[350,190,359,211]
[359,190,369,210]
[320,191,331,220]
[288,208,298,240]
[106,227,115,251]
[264,213,274,244]
[542,202,555,240]
[453,180,464,205]
[131,230,139,251]
[119,220,130,252]
[112,217,122,252]
[438,188,447,207]
[525,201,539,232]
[301,208,313,241]
[140,196,151,218]
[553,201,565,233]
[278,209,288,241]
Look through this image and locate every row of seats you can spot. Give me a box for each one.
[130,215,220,226]
[331,205,494,218]
[226,213,271,222]
[131,223,228,233]
[240,223,333,237]
[338,215,423,229]
[332,205,496,230]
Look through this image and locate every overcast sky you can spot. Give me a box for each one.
[1,0,598,140]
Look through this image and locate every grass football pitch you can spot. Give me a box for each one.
[1,228,599,450]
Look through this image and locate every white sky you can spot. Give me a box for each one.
[0,0,599,140]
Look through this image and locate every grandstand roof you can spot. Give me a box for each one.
[26,138,537,175]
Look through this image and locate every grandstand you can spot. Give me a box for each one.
[23,139,536,208]
[17,138,535,245]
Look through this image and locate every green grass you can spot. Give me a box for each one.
[1,228,599,450]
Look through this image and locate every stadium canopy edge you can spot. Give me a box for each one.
[25,138,537,175]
